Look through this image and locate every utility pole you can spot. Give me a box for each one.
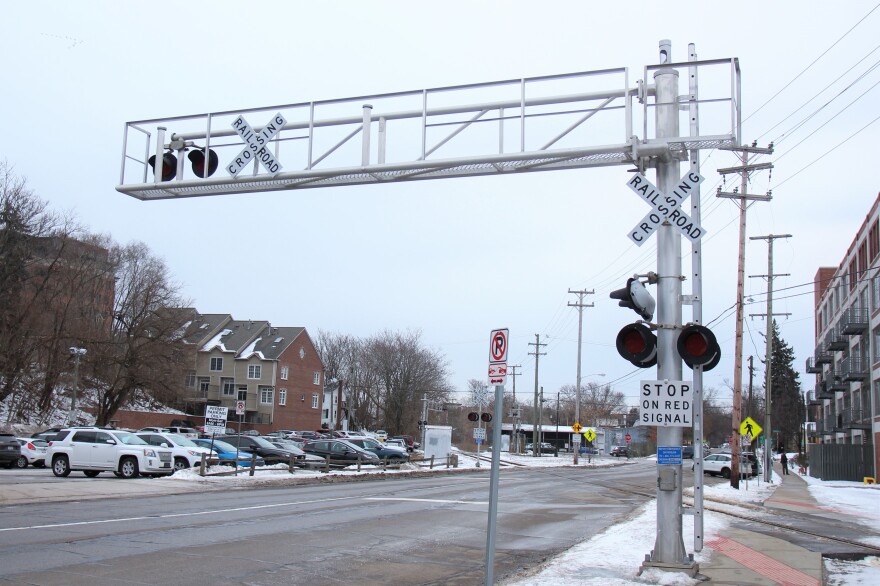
[746,356,754,419]
[68,347,87,426]
[717,141,773,488]
[750,233,792,483]
[528,334,546,458]
[508,364,522,452]
[568,288,594,464]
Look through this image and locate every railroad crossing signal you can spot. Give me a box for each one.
[625,171,706,246]
[227,112,287,176]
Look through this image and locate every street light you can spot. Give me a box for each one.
[68,347,87,425]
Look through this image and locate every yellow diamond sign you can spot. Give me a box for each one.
[739,416,762,440]
[572,422,583,434]
[583,428,597,442]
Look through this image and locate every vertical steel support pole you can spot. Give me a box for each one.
[378,117,387,164]
[362,104,373,166]
[574,301,583,465]
[484,383,505,585]
[153,127,166,184]
[764,239,775,483]
[687,43,705,552]
[649,39,690,569]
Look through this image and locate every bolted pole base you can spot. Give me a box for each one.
[639,556,701,579]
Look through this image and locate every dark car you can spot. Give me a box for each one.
[169,419,199,429]
[217,435,304,465]
[191,438,264,467]
[610,446,629,457]
[0,433,22,468]
[302,439,380,466]
[345,437,409,461]
[266,439,325,469]
[525,442,558,455]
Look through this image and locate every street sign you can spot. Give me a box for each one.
[739,416,763,439]
[625,433,632,444]
[658,446,683,465]
[488,328,509,385]
[572,422,583,434]
[583,428,597,442]
[227,112,287,176]
[639,380,693,427]
[204,405,228,435]
[235,400,245,416]
[474,427,486,440]
[625,171,706,246]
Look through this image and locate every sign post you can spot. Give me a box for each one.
[484,328,508,585]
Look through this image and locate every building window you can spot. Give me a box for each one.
[873,273,880,311]
[280,366,289,380]
[221,377,235,396]
[312,394,319,409]
[248,364,261,379]
[870,221,880,261]
[872,381,880,417]
[278,389,287,406]
[198,377,210,393]
[313,372,321,385]
[210,357,223,371]
[237,386,247,401]
[185,372,196,388]
[259,386,274,405]
[874,327,880,363]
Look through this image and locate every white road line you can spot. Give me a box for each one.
[365,497,488,505]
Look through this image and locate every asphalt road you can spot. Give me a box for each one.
[0,461,669,585]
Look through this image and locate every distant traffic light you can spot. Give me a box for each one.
[677,324,721,371]
[615,323,657,368]
[188,147,219,178]
[148,152,177,181]
[481,413,492,422]
[467,412,479,422]
[610,277,655,321]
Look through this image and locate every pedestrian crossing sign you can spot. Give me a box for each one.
[583,428,597,442]
[739,416,762,439]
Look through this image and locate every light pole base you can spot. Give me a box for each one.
[639,559,701,579]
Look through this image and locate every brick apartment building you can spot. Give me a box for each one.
[808,192,880,478]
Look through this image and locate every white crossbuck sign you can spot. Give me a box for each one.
[626,171,706,246]
[227,112,287,176]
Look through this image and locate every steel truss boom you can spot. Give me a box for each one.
[117,59,739,201]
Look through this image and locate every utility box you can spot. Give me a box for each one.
[424,425,453,461]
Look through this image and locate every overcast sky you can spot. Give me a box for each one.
[4,1,879,411]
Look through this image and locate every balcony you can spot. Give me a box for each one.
[840,307,869,335]
[840,356,870,381]
[807,390,823,405]
[818,417,834,435]
[825,324,847,351]
[816,380,834,400]
[825,375,848,393]
[814,344,833,364]
[805,357,823,374]
[839,408,871,429]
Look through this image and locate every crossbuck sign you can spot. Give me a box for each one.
[227,112,287,176]
[626,171,705,246]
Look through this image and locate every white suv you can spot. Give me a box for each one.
[136,431,213,472]
[47,428,173,479]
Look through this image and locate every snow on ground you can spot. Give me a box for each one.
[160,450,879,585]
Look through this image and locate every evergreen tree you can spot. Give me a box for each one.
[768,321,803,453]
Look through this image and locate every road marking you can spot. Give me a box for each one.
[0,495,358,533]
[365,497,488,505]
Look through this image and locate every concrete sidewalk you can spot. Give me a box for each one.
[699,464,823,586]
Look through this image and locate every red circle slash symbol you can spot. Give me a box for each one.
[491,332,506,362]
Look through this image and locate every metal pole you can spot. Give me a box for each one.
[484,383,505,584]
[568,289,594,464]
[648,39,691,570]
[765,239,774,483]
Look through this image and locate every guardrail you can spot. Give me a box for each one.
[196,453,408,476]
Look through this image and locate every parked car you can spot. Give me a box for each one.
[682,445,695,459]
[302,439,380,465]
[190,438,264,467]
[391,435,418,452]
[31,428,66,441]
[15,437,48,468]
[138,426,171,434]
[265,430,297,439]
[699,451,761,478]
[345,437,409,461]
[293,431,323,441]
[0,433,22,469]
[610,446,629,457]
[46,427,173,478]
[169,419,199,429]
[525,442,558,455]
[265,440,325,468]
[373,430,389,441]
[164,427,199,439]
[385,438,409,451]
[136,432,214,472]
[217,435,304,464]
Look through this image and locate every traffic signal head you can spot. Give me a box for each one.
[467,412,479,422]
[188,147,219,178]
[148,152,177,181]
[609,277,655,321]
[677,324,721,371]
[615,323,657,368]
[481,413,492,422]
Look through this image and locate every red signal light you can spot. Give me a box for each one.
[677,324,721,371]
[188,148,219,178]
[148,152,177,181]
[615,323,657,368]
